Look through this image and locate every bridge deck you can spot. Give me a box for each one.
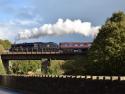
[1,51,85,60]
[2,51,61,55]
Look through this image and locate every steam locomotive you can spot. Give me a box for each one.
[9,42,92,53]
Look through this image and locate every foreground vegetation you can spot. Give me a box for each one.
[87,11,125,75]
[10,60,64,75]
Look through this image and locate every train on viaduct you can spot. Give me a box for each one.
[1,42,91,73]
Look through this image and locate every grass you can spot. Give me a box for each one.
[0,59,6,74]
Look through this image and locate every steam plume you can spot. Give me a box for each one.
[17,19,100,40]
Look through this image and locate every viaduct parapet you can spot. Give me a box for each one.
[0,75,125,94]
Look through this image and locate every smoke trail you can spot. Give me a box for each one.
[17,19,100,40]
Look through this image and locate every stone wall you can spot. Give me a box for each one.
[0,75,125,94]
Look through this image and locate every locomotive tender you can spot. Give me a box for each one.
[9,42,91,53]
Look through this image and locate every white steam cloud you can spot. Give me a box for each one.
[17,19,100,40]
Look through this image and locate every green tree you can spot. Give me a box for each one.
[0,44,4,54]
[0,39,11,49]
[87,11,125,75]
[47,60,64,75]
[10,60,41,74]
[3,40,11,49]
[62,56,88,75]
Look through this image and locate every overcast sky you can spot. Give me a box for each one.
[0,0,125,43]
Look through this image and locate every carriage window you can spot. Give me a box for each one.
[64,44,68,46]
[80,44,84,46]
[74,44,78,46]
[69,44,73,46]
[47,44,50,47]
[84,43,88,46]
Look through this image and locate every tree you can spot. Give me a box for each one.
[87,11,125,75]
[10,60,41,74]
[62,56,88,75]
[0,44,4,54]
[0,39,11,49]
[3,40,11,49]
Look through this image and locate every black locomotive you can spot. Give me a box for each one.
[9,42,91,53]
[9,42,59,52]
